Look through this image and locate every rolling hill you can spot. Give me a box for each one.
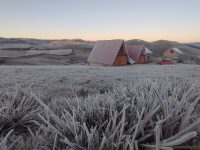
[0,37,199,65]
[0,37,94,50]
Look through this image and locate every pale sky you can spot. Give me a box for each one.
[0,0,200,42]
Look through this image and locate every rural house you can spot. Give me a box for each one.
[87,40,128,66]
[163,48,183,61]
[126,45,152,64]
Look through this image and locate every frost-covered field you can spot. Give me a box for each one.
[0,64,200,149]
[1,64,200,96]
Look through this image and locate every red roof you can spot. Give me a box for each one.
[126,45,144,63]
[87,40,125,65]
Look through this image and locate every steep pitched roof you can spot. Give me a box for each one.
[87,40,125,65]
[126,45,144,62]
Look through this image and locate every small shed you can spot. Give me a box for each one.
[87,40,128,66]
[163,48,183,61]
[126,45,152,64]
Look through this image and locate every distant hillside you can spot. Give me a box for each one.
[0,37,94,50]
[0,37,199,58]
[0,37,49,45]
[186,43,200,49]
[126,39,149,46]
[177,44,200,57]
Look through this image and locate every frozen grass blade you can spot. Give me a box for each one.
[0,129,13,150]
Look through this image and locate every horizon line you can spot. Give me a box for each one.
[1,36,199,43]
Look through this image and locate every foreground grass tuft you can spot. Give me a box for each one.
[0,78,200,149]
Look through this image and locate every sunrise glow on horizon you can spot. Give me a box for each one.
[0,0,200,42]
